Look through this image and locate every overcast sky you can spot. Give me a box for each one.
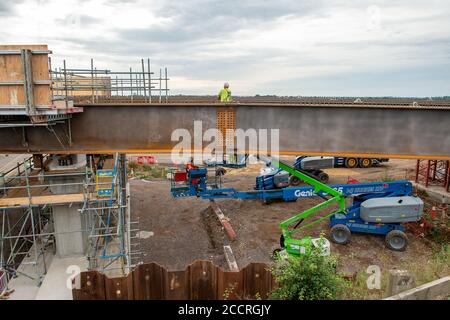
[0,0,449,96]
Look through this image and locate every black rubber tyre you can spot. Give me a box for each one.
[289,175,301,186]
[279,234,285,248]
[359,158,373,168]
[317,171,329,183]
[385,230,408,251]
[344,158,358,168]
[330,224,351,245]
[272,248,283,260]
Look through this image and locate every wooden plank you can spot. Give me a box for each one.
[0,193,83,207]
[385,276,450,300]
[0,193,97,207]
[209,199,237,242]
[223,245,239,272]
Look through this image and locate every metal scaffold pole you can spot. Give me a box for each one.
[49,57,166,104]
[0,154,136,290]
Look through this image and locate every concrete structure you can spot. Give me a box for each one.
[385,276,450,300]
[7,240,54,299]
[1,153,131,299]
[47,155,87,257]
[413,182,450,204]
[35,256,87,300]
[52,204,86,257]
[386,269,415,297]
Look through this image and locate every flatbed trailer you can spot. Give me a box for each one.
[333,156,389,168]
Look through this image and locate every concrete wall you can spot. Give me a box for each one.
[47,162,87,258]
[52,204,86,258]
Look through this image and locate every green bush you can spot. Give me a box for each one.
[128,161,138,170]
[379,169,395,182]
[269,251,348,300]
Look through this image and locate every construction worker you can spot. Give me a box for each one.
[218,82,232,102]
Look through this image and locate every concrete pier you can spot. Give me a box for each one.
[52,204,86,257]
[47,154,88,258]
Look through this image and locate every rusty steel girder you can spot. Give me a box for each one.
[0,103,449,159]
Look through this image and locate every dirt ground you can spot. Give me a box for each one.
[131,159,441,277]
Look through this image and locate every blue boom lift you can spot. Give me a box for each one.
[170,158,423,254]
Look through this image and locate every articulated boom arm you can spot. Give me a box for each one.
[270,159,346,239]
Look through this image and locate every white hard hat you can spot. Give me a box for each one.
[224,82,229,87]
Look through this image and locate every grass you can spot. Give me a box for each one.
[406,243,450,285]
[379,168,396,182]
[341,242,450,299]
[127,162,170,180]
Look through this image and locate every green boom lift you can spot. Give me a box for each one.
[270,158,346,256]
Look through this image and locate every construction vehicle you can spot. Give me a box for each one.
[204,154,249,169]
[170,158,423,255]
[270,159,422,255]
[256,155,389,190]
[334,156,389,168]
[257,156,333,188]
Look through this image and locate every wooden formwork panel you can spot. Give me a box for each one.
[0,44,51,107]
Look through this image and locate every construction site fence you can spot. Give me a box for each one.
[72,260,275,300]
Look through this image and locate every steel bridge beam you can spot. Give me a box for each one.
[0,103,449,159]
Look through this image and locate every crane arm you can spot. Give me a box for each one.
[269,157,346,243]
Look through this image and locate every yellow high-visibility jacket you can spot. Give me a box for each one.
[218,88,232,102]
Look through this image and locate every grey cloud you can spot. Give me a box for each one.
[0,1,19,16]
[104,0,138,4]
[116,0,326,44]
[152,0,325,20]
[40,0,450,96]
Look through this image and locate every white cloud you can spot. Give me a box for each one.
[0,0,449,96]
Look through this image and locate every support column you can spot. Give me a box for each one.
[47,154,87,258]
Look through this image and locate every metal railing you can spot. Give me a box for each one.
[0,156,34,192]
[50,58,170,104]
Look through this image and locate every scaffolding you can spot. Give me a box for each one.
[50,58,170,104]
[0,153,139,290]
[0,46,170,136]
[415,159,450,192]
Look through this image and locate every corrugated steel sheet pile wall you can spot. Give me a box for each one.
[72,260,275,300]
